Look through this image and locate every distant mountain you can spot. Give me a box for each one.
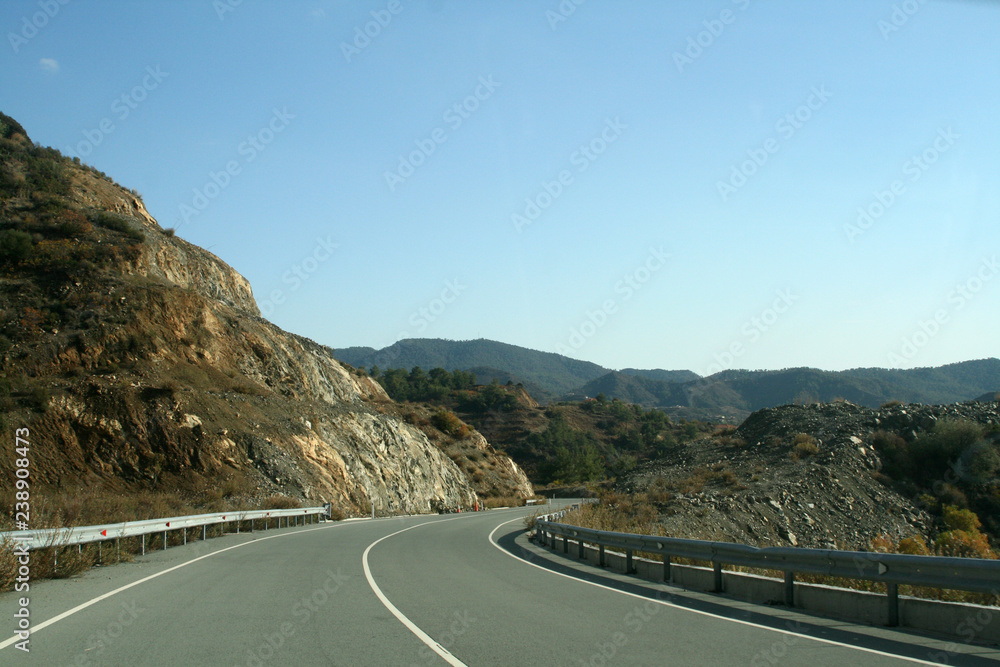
[576,371,689,406]
[336,339,999,421]
[619,368,701,384]
[583,360,1000,421]
[334,339,609,396]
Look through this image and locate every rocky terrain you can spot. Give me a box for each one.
[0,113,532,516]
[621,400,1000,550]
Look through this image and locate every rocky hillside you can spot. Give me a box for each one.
[0,112,532,515]
[621,400,1000,550]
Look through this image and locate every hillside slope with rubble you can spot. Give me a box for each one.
[621,400,1000,550]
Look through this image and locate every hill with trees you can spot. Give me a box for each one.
[339,339,999,423]
[335,338,611,397]
[363,366,714,485]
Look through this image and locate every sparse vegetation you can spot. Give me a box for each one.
[790,432,820,460]
[553,494,998,606]
[0,486,310,591]
[431,409,470,438]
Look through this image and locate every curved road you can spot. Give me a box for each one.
[2,503,998,666]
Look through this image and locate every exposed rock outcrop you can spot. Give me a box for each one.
[0,120,532,514]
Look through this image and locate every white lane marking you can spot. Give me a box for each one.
[0,523,339,651]
[362,518,469,667]
[487,518,944,666]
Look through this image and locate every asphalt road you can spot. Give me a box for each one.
[1,502,998,666]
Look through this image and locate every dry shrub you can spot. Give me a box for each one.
[790,433,820,460]
[0,537,16,591]
[483,496,527,509]
[0,486,309,591]
[260,495,302,510]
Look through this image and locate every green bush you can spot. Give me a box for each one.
[29,386,49,412]
[431,410,468,438]
[0,229,33,263]
[910,420,985,481]
[89,212,144,241]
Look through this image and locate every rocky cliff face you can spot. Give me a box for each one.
[0,119,532,514]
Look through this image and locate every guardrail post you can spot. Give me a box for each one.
[663,555,671,582]
[784,572,794,607]
[563,535,569,554]
[141,534,145,556]
[163,530,167,550]
[713,563,723,592]
[887,583,899,627]
[578,538,585,560]
[599,544,606,568]
[626,550,635,574]
[202,525,207,541]
[183,528,187,545]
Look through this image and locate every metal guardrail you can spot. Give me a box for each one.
[0,506,328,553]
[533,508,1000,626]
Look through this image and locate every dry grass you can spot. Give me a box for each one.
[482,495,531,509]
[790,433,820,460]
[0,485,309,591]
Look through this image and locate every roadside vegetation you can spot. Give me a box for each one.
[870,418,1000,545]
[0,480,305,592]
[550,485,997,606]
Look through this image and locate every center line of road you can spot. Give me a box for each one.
[487,517,943,666]
[362,517,469,667]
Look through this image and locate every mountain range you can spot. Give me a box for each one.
[335,339,999,421]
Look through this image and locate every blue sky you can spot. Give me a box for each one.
[3,0,999,374]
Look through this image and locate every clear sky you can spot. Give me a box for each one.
[3,0,999,375]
